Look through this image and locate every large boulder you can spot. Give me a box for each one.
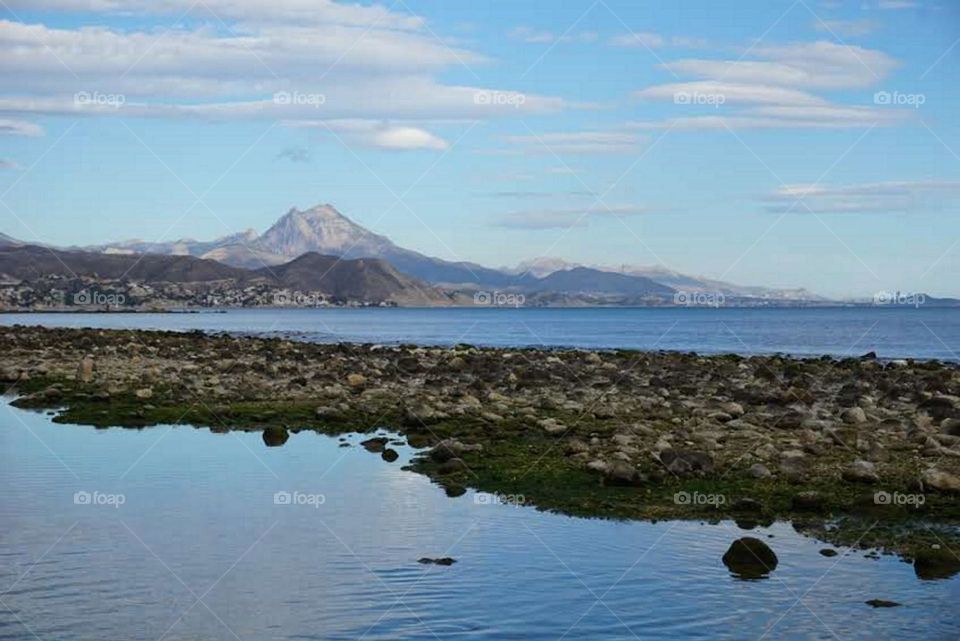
[920,468,960,494]
[842,460,879,484]
[722,537,779,579]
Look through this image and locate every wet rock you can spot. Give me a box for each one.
[381,448,399,463]
[418,557,456,566]
[842,460,879,484]
[444,484,466,498]
[914,548,960,580]
[361,437,388,453]
[920,468,960,494]
[731,498,764,513]
[134,387,154,400]
[262,426,289,447]
[437,458,468,475]
[791,491,825,512]
[722,537,779,579]
[819,548,838,557]
[865,599,900,608]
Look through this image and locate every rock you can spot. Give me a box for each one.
[842,460,879,484]
[865,599,900,608]
[262,426,289,447]
[819,548,839,557]
[731,498,764,513]
[77,356,94,383]
[722,537,779,579]
[418,557,456,566]
[444,484,466,498]
[841,407,867,425]
[603,461,644,486]
[538,418,566,435]
[914,548,960,580]
[860,351,878,360]
[134,387,153,400]
[659,449,714,475]
[346,373,366,388]
[920,468,960,494]
[791,491,824,512]
[586,460,609,475]
[941,418,960,436]
[779,450,807,481]
[361,437,388,453]
[718,401,745,418]
[565,439,590,456]
[437,458,468,475]
[381,448,399,463]
[747,463,772,479]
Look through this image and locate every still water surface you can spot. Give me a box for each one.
[1,401,957,640]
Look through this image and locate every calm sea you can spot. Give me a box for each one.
[2,306,959,360]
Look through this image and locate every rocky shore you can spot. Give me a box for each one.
[3,325,960,570]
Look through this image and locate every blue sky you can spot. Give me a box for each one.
[0,0,958,298]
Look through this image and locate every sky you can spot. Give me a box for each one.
[0,0,958,299]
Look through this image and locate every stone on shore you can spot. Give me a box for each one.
[722,537,778,579]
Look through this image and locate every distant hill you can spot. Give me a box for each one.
[0,244,451,306]
[0,232,24,248]
[0,244,253,283]
[257,252,453,306]
[535,267,674,297]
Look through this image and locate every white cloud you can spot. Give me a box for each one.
[665,41,898,89]
[504,131,644,155]
[762,180,960,213]
[635,81,827,105]
[0,159,20,170]
[288,120,449,151]
[495,205,652,229]
[0,118,43,136]
[0,15,569,128]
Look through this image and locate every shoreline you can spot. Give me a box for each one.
[3,325,960,571]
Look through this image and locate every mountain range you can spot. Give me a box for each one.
[77,203,820,303]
